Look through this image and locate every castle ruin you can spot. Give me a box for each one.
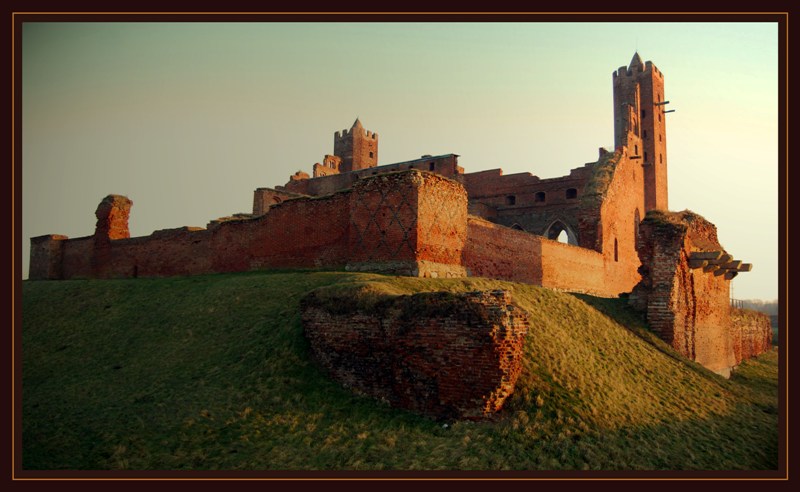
[29,53,771,379]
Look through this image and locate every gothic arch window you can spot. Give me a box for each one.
[544,219,578,246]
[511,223,524,231]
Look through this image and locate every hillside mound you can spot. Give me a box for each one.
[21,271,778,470]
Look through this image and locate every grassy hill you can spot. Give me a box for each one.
[21,271,779,471]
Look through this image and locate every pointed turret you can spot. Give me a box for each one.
[334,118,378,172]
[629,51,643,70]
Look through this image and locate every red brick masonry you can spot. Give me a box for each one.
[301,289,529,420]
[630,211,772,376]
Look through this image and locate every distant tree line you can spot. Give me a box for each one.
[740,299,779,316]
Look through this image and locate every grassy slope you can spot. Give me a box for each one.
[21,271,778,470]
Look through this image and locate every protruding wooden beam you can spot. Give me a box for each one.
[688,259,708,269]
[690,251,722,261]
[722,260,742,270]
[709,253,733,265]
[713,268,727,276]
[737,263,753,272]
[709,254,733,265]
[703,264,719,273]
[724,271,739,280]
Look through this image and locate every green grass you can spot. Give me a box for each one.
[21,271,779,470]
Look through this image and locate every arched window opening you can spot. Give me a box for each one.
[272,196,282,204]
[614,238,619,262]
[506,195,516,206]
[428,162,435,171]
[511,223,524,231]
[566,188,577,199]
[544,220,579,246]
[534,192,546,203]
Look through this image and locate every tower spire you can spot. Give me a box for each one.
[351,117,363,130]
[629,51,643,69]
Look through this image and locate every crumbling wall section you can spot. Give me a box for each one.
[730,308,773,365]
[630,210,739,376]
[302,289,529,420]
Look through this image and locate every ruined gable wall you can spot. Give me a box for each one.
[630,211,737,376]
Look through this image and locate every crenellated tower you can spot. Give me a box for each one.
[333,118,379,173]
[613,52,668,211]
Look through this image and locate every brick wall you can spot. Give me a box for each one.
[301,289,529,420]
[283,154,461,197]
[32,171,469,281]
[346,170,468,277]
[29,235,68,279]
[730,308,773,365]
[463,217,543,284]
[463,217,621,297]
[252,187,307,216]
[629,211,742,376]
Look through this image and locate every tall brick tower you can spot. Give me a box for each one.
[334,118,379,173]
[613,52,668,211]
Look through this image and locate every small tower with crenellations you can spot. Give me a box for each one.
[333,118,378,173]
[613,52,668,212]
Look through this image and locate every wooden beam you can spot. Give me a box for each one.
[690,251,722,261]
[714,268,728,276]
[688,259,708,269]
[722,260,742,270]
[709,253,733,265]
[724,271,739,280]
[737,263,753,272]
[703,264,719,273]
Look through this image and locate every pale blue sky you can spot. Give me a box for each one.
[21,22,779,300]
